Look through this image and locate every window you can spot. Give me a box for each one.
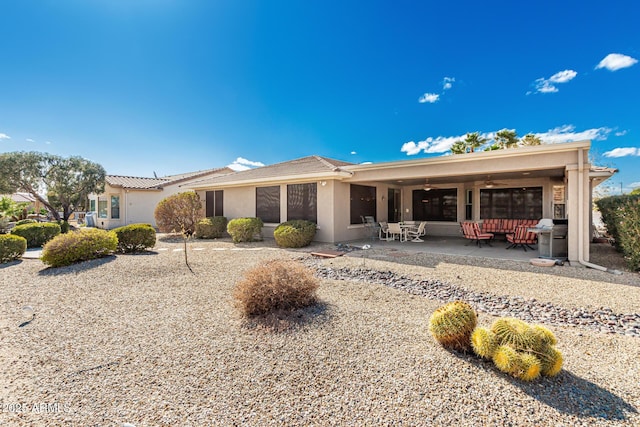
[287,183,317,223]
[206,190,224,217]
[480,187,542,219]
[89,199,96,212]
[350,184,376,224]
[412,189,457,221]
[98,200,108,218]
[110,196,120,219]
[256,186,280,223]
[465,190,473,221]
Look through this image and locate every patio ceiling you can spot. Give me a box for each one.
[365,167,566,187]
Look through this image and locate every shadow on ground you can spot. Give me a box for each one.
[240,301,333,333]
[38,255,116,276]
[449,350,637,421]
[517,370,638,421]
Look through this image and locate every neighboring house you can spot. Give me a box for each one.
[89,167,233,229]
[188,141,615,264]
[7,192,44,213]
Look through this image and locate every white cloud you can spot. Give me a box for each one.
[615,130,628,137]
[401,125,612,156]
[548,70,577,83]
[26,138,35,142]
[534,125,612,143]
[227,157,265,171]
[595,53,638,71]
[0,133,10,140]
[442,77,455,90]
[45,141,52,145]
[350,151,357,155]
[629,181,640,189]
[401,133,471,155]
[531,69,577,94]
[603,147,640,158]
[418,93,440,104]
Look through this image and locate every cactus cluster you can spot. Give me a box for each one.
[471,317,563,381]
[428,301,477,352]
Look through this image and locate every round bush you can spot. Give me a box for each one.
[195,216,227,239]
[274,220,317,248]
[11,222,61,248]
[234,260,319,316]
[15,219,37,226]
[0,234,27,263]
[227,217,263,243]
[41,228,117,267]
[112,223,156,253]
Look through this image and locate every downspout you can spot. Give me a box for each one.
[576,148,621,274]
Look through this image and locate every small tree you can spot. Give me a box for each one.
[154,192,204,270]
[451,132,487,154]
[493,129,519,150]
[0,152,105,221]
[520,134,543,146]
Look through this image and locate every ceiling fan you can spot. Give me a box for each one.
[423,178,439,191]
[483,175,505,188]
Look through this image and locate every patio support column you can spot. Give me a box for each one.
[566,164,580,263]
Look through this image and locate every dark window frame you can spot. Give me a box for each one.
[287,183,317,223]
[412,188,458,222]
[350,184,377,225]
[256,186,281,223]
[479,187,542,219]
[206,190,224,217]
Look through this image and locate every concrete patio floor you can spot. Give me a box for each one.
[341,235,547,263]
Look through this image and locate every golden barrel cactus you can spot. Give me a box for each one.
[428,301,477,352]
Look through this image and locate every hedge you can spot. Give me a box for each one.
[11,222,61,248]
[195,216,227,239]
[112,223,156,253]
[273,220,317,248]
[595,194,640,271]
[0,234,27,263]
[227,218,263,243]
[41,228,118,267]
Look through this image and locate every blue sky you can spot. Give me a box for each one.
[1,1,639,193]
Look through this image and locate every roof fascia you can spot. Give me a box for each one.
[188,170,353,190]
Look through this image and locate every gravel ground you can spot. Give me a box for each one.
[1,238,639,426]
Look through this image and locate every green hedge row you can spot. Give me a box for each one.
[595,194,640,271]
[11,222,61,248]
[0,234,27,263]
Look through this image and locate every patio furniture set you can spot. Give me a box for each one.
[378,221,427,243]
[459,219,540,251]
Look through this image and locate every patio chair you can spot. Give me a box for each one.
[378,221,390,240]
[460,221,494,247]
[506,225,538,251]
[406,221,427,242]
[387,222,406,242]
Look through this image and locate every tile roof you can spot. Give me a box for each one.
[189,156,354,188]
[106,167,233,190]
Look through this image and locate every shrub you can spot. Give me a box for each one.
[0,234,27,263]
[11,222,61,248]
[195,216,227,239]
[234,260,319,316]
[112,223,156,253]
[227,217,263,243]
[41,228,117,267]
[58,220,70,233]
[595,194,640,271]
[15,219,37,226]
[273,220,317,248]
[428,301,477,352]
[154,192,203,235]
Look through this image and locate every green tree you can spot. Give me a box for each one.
[520,134,543,146]
[451,132,487,154]
[0,152,106,221]
[493,129,519,149]
[0,196,29,220]
[631,187,640,195]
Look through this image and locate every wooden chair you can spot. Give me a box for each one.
[506,225,538,251]
[460,221,494,247]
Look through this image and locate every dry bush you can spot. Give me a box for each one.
[234,260,319,316]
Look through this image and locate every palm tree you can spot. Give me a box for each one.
[450,140,468,154]
[450,132,487,154]
[494,129,519,149]
[521,134,543,146]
